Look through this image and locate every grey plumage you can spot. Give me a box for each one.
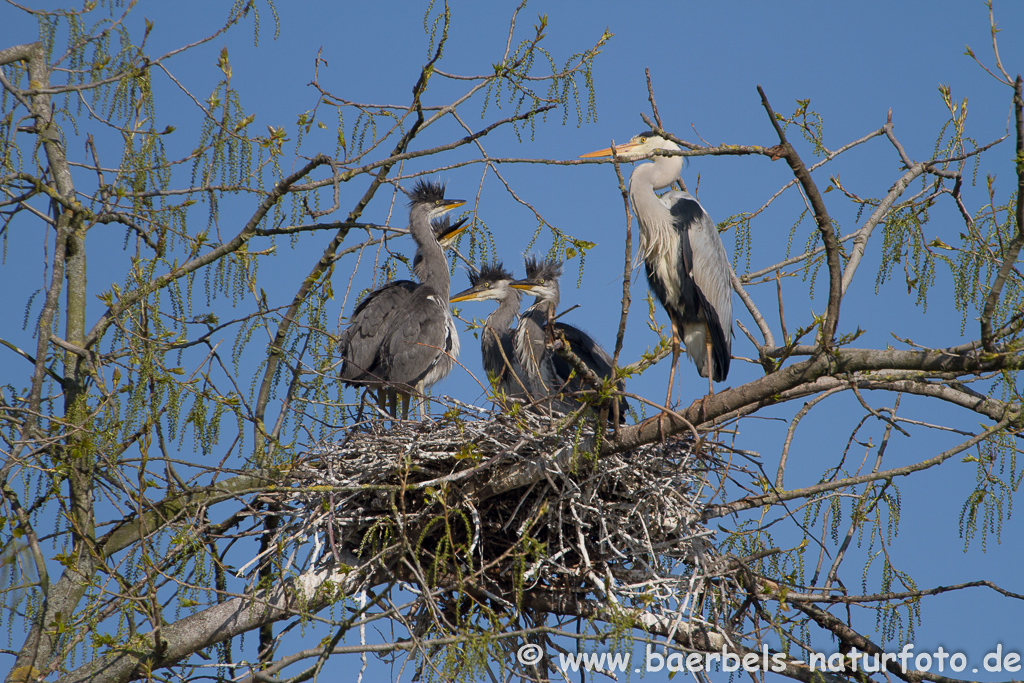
[582,132,733,396]
[449,262,528,402]
[339,214,468,390]
[510,257,628,418]
[414,214,469,278]
[338,180,466,416]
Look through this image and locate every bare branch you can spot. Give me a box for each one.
[757,85,842,346]
[980,75,1024,351]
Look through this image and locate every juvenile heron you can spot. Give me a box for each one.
[339,213,468,388]
[581,131,732,402]
[510,257,628,418]
[339,213,469,396]
[338,180,466,417]
[449,262,528,402]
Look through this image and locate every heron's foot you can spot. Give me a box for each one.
[686,393,715,424]
[656,410,667,443]
[655,397,690,442]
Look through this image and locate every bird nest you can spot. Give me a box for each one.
[260,399,727,637]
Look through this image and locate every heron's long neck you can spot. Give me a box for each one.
[410,208,450,295]
[630,151,683,194]
[526,291,557,320]
[487,287,521,335]
[630,155,684,262]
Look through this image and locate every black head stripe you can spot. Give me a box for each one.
[477,261,513,283]
[410,179,447,206]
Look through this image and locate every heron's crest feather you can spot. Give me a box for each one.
[523,255,562,282]
[410,179,447,206]
[470,262,514,286]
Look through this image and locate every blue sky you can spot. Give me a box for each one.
[2,0,1023,680]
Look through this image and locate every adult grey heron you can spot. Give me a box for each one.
[581,131,732,402]
[510,257,628,418]
[449,262,528,402]
[338,180,466,417]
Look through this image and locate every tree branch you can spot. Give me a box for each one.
[58,560,380,683]
[757,85,843,346]
[703,417,1010,521]
[980,74,1024,351]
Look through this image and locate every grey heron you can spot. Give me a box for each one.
[449,262,528,403]
[581,132,732,402]
[338,180,466,417]
[339,213,468,383]
[510,256,628,419]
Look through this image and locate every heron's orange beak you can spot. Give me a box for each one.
[449,285,483,303]
[508,279,545,296]
[436,217,470,246]
[579,139,644,159]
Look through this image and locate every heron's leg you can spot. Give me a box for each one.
[664,320,681,409]
[705,336,714,396]
[354,389,369,424]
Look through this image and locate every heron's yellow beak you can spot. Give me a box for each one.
[579,139,643,159]
[436,217,470,246]
[508,280,544,296]
[449,286,484,304]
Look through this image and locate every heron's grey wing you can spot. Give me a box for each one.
[381,289,453,388]
[553,322,630,415]
[666,192,733,381]
[553,323,612,377]
[339,280,416,383]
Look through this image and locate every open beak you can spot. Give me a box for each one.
[436,216,470,246]
[579,139,643,159]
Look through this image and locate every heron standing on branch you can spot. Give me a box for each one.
[449,262,529,403]
[581,132,732,403]
[510,257,628,419]
[339,180,466,418]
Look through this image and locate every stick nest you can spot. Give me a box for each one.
[270,402,720,615]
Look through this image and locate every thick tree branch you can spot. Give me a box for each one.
[59,560,380,683]
[601,346,1022,457]
[757,85,843,346]
[5,40,98,683]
